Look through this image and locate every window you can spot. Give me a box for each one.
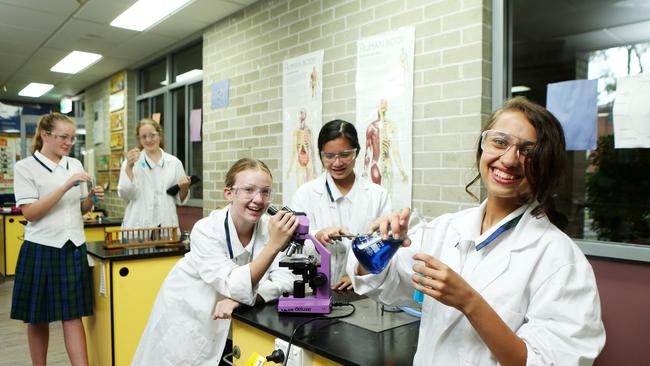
[505,1,650,255]
[173,43,202,83]
[136,41,203,205]
[140,58,167,94]
[188,83,203,199]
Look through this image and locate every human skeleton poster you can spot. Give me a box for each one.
[356,27,414,210]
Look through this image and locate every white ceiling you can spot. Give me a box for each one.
[0,0,256,104]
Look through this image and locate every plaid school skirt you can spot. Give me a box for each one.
[11,240,93,324]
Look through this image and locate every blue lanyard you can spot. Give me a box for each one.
[325,180,334,203]
[475,213,524,251]
[224,210,234,259]
[224,210,254,261]
[33,154,68,172]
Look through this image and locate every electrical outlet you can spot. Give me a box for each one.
[274,338,312,366]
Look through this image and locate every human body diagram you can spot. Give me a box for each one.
[362,99,408,195]
[286,109,318,187]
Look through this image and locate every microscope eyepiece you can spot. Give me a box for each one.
[267,205,295,215]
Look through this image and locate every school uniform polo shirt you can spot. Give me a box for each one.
[13,151,88,248]
[324,173,356,228]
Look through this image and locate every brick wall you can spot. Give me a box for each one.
[202,0,492,218]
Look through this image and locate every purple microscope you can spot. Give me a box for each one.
[268,206,331,314]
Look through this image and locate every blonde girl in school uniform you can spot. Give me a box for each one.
[11,112,104,366]
[118,118,191,230]
[132,158,297,365]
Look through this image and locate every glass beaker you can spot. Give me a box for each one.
[351,234,403,274]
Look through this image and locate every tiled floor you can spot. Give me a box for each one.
[0,277,69,366]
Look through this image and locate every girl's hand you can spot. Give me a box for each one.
[367,208,412,245]
[267,211,299,253]
[90,185,105,201]
[315,226,351,245]
[178,175,191,189]
[212,298,241,320]
[411,253,478,313]
[66,172,91,190]
[332,274,353,291]
[126,148,140,168]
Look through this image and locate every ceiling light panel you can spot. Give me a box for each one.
[110,0,193,32]
[51,51,103,74]
[18,83,54,97]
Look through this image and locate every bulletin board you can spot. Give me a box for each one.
[107,70,127,191]
[110,111,124,132]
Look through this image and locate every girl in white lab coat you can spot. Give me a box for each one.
[12,113,104,366]
[132,158,298,366]
[348,97,606,365]
[118,118,191,230]
[291,119,391,290]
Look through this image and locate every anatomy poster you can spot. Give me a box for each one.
[355,27,414,210]
[282,50,323,204]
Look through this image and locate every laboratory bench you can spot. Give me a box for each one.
[0,213,122,276]
[83,241,187,366]
[232,292,420,366]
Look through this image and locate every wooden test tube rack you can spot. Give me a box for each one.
[104,226,181,249]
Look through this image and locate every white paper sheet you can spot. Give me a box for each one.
[612,73,650,148]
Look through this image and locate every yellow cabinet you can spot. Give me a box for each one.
[232,320,339,366]
[83,243,184,366]
[2,214,25,277]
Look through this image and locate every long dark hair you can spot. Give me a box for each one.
[317,119,361,161]
[465,96,567,228]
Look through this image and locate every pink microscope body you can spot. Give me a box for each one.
[269,207,332,314]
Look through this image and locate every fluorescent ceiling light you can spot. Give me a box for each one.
[3,129,20,133]
[511,85,531,93]
[110,0,193,31]
[51,51,103,74]
[18,83,54,97]
[176,69,203,82]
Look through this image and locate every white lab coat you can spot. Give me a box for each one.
[118,149,188,230]
[132,206,294,366]
[348,201,606,365]
[291,173,391,283]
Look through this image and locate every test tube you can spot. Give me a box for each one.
[88,176,98,205]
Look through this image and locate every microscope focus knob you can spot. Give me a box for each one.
[310,272,327,288]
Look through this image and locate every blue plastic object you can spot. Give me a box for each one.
[413,288,424,303]
[399,306,422,318]
[351,234,403,274]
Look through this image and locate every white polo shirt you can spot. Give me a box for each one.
[13,151,88,248]
[118,149,188,230]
